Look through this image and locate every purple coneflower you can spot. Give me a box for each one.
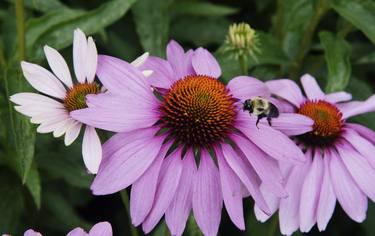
[10,29,150,174]
[71,40,312,236]
[24,221,112,236]
[254,74,375,235]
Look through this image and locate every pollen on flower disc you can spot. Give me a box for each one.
[64,83,100,112]
[161,75,236,146]
[297,100,343,146]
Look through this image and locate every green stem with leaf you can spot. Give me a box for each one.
[239,54,249,75]
[15,0,26,61]
[120,190,140,236]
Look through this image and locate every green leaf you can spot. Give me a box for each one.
[329,0,375,44]
[319,31,351,93]
[25,162,41,209]
[171,1,238,17]
[6,0,67,12]
[132,0,173,56]
[0,168,24,233]
[26,0,137,59]
[3,67,36,183]
[356,51,375,64]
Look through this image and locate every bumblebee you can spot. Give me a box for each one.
[243,97,279,127]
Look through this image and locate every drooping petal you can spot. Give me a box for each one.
[44,45,73,88]
[216,146,245,230]
[316,151,336,231]
[53,118,75,138]
[130,145,168,226]
[254,184,280,222]
[88,222,112,236]
[237,112,305,163]
[192,48,221,78]
[337,141,375,202]
[300,74,325,100]
[73,28,88,83]
[20,61,66,99]
[299,150,324,232]
[265,79,304,107]
[165,149,196,236]
[91,128,164,195]
[66,228,87,236]
[24,229,42,236]
[142,149,183,233]
[329,149,367,222]
[339,95,375,119]
[139,56,175,88]
[82,126,102,174]
[325,91,352,104]
[279,150,312,236]
[346,123,375,145]
[64,121,82,146]
[85,36,98,83]
[70,93,158,133]
[10,92,64,109]
[342,128,375,169]
[192,149,223,236]
[166,40,194,79]
[220,143,270,214]
[232,134,286,198]
[257,113,313,136]
[227,76,270,102]
[36,115,70,134]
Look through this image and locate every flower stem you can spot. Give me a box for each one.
[289,0,328,80]
[120,190,139,236]
[15,0,26,61]
[239,54,249,75]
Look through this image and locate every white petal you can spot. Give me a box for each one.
[10,92,64,108]
[30,109,68,124]
[73,28,88,83]
[44,45,73,88]
[82,126,102,174]
[20,61,66,98]
[131,52,149,67]
[37,116,70,133]
[86,37,98,83]
[53,118,75,138]
[64,121,82,146]
[142,70,153,77]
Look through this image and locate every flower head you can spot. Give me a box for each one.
[255,74,375,235]
[10,28,150,174]
[24,221,112,236]
[72,40,311,236]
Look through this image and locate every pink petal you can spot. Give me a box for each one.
[67,228,87,236]
[279,150,312,236]
[70,93,158,133]
[232,134,287,198]
[325,91,352,104]
[237,112,305,163]
[91,128,164,195]
[254,184,280,223]
[257,113,313,136]
[20,61,66,99]
[342,128,375,169]
[299,150,324,232]
[346,123,375,145]
[85,37,98,83]
[166,40,194,79]
[82,126,102,174]
[192,48,221,78]
[130,146,167,226]
[73,29,88,83]
[96,55,152,97]
[337,141,375,202]
[265,79,304,106]
[88,222,112,236]
[300,74,325,100]
[44,45,73,88]
[339,95,375,119]
[220,143,270,214]
[165,149,196,236]
[192,149,223,236]
[227,76,270,102]
[24,229,42,236]
[216,147,245,230]
[329,148,367,222]
[139,56,174,88]
[142,149,183,233]
[316,151,336,231]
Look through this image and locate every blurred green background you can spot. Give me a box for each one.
[1,0,375,235]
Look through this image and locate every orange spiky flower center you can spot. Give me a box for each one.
[297,100,343,146]
[160,75,237,146]
[64,83,100,112]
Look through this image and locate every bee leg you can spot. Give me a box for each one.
[256,117,260,128]
[267,116,272,126]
